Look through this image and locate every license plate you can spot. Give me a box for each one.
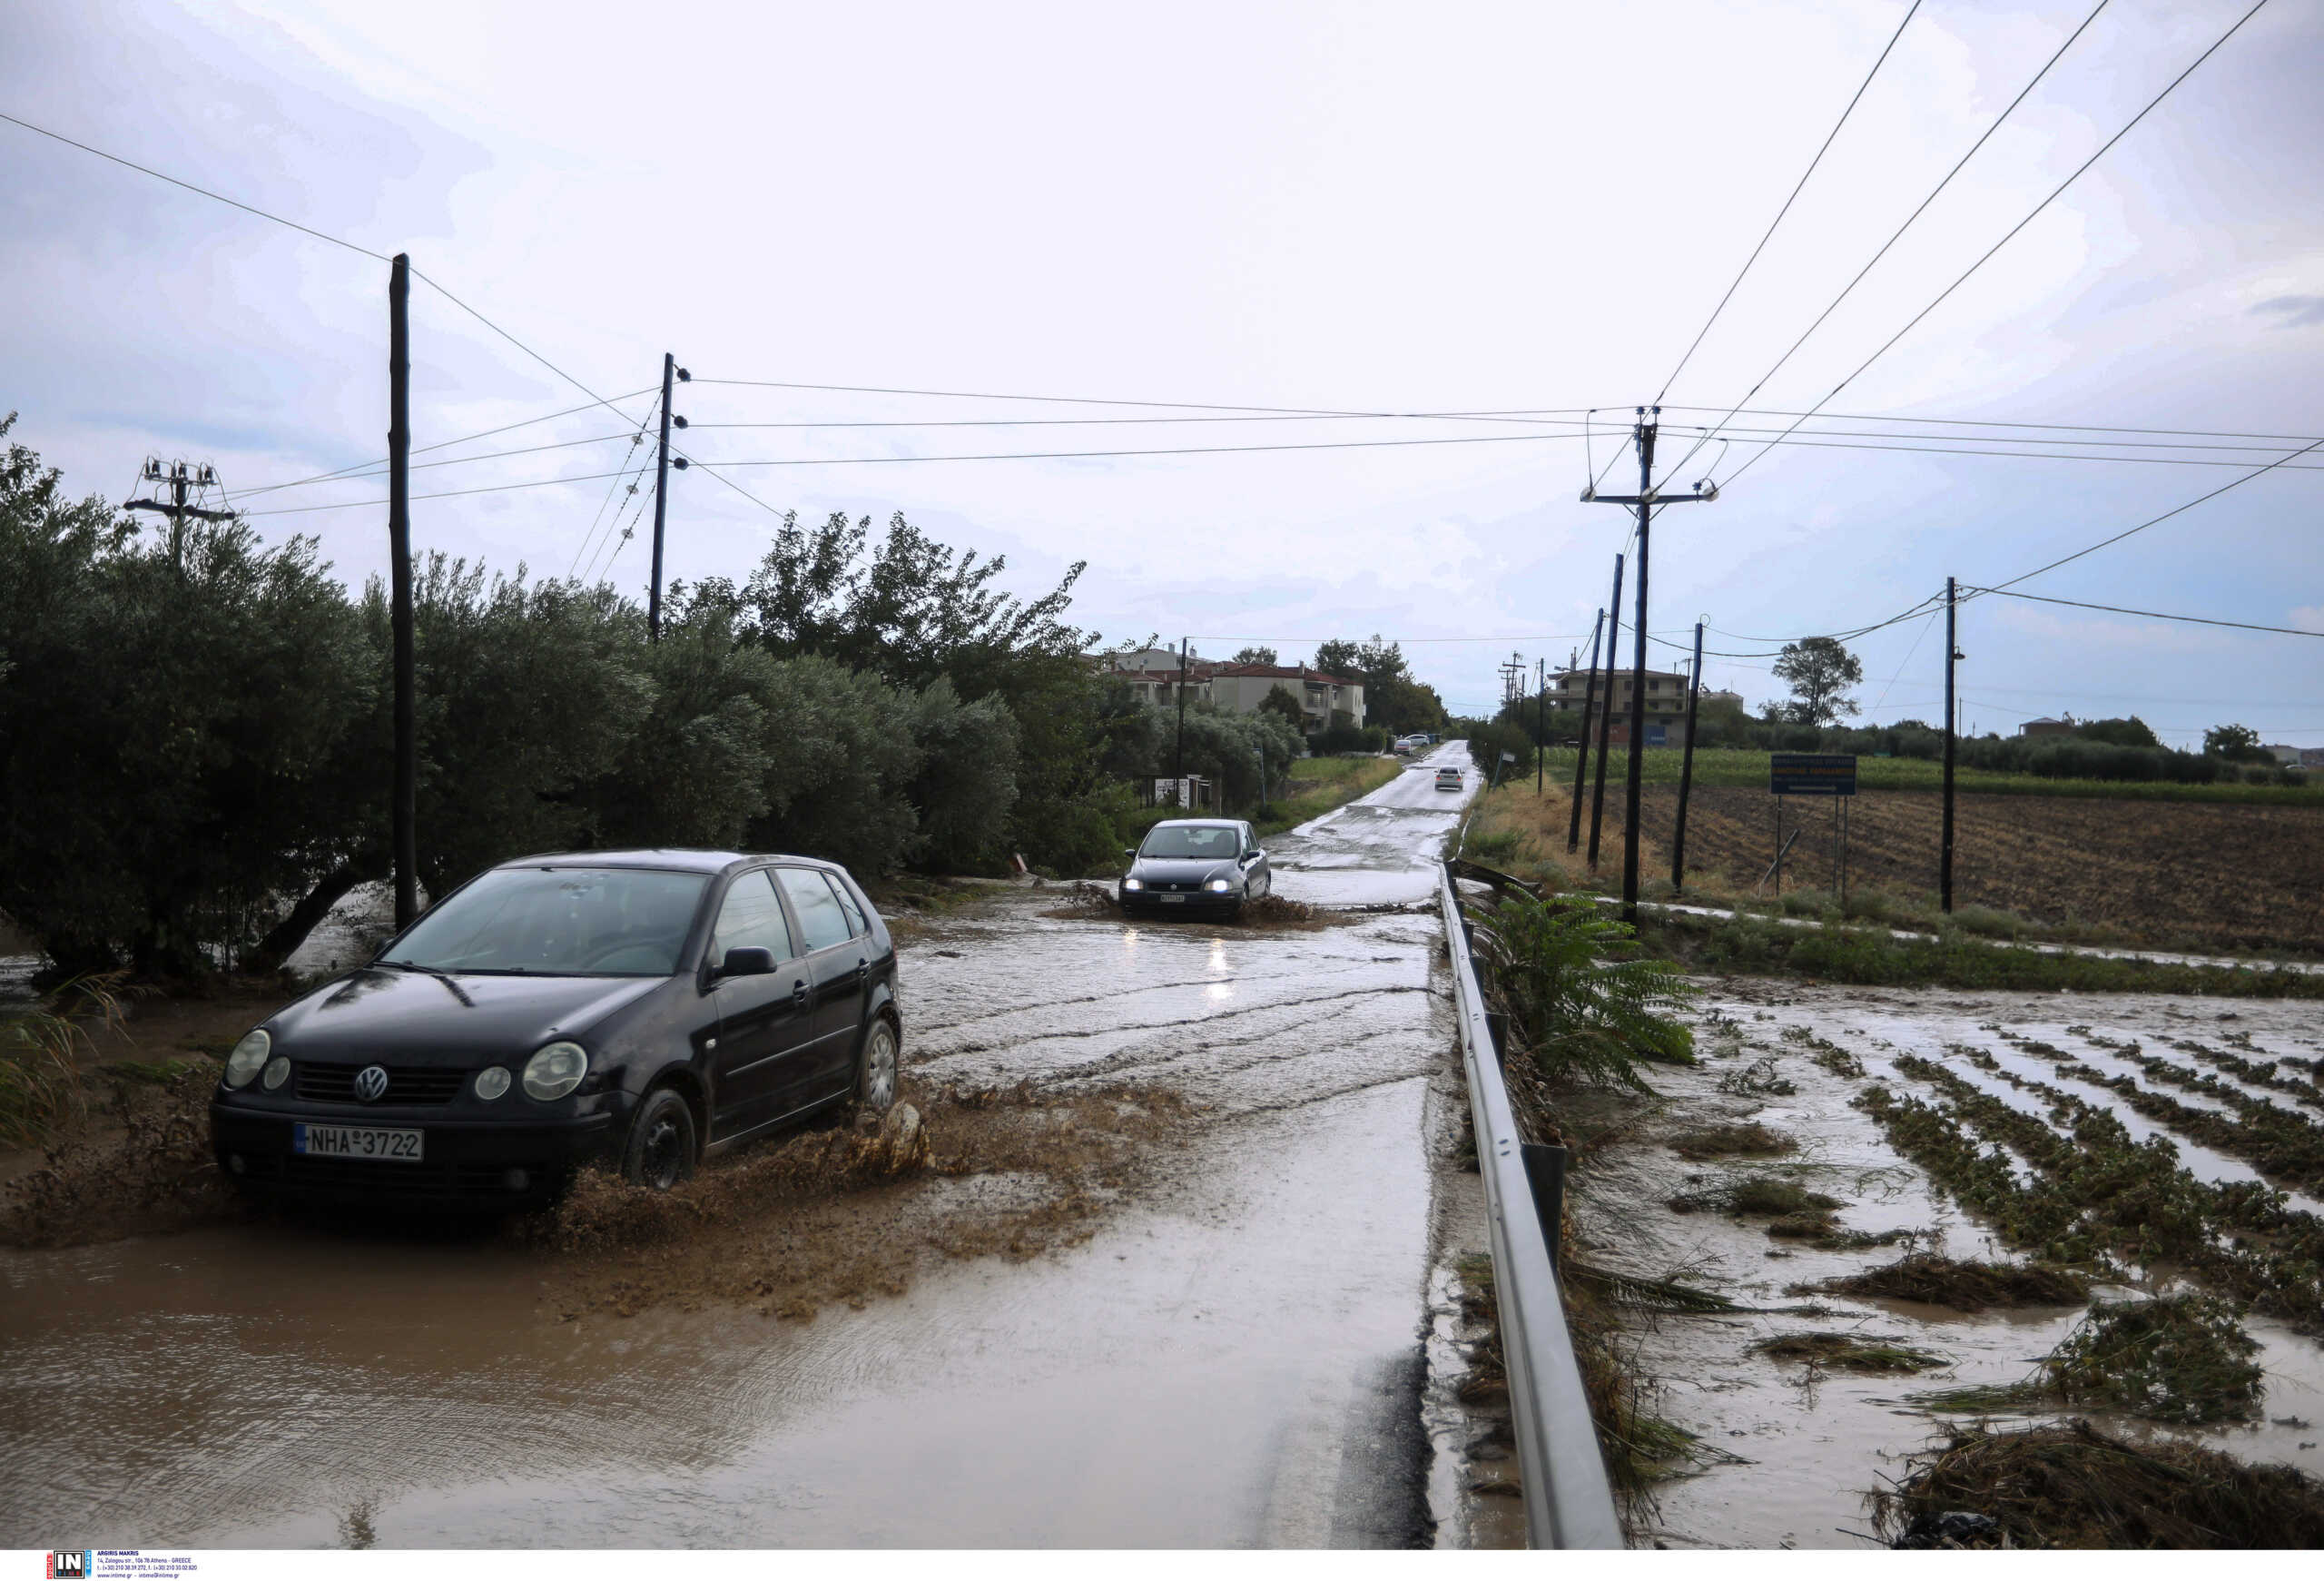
[294,1123,424,1161]
[1160,893,1186,904]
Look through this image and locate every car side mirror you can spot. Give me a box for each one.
[1123,847,1138,858]
[715,945,777,980]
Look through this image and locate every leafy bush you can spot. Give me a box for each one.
[1472,893,1695,1090]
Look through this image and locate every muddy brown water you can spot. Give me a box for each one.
[1586,983,2324,1550]
[0,746,1491,1548]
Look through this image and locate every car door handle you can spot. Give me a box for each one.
[852,958,868,982]
[792,979,809,1006]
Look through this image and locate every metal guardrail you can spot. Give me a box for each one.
[1438,861,1623,1549]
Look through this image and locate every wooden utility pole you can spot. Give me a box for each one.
[1535,657,1546,795]
[1173,637,1191,800]
[648,352,676,641]
[1566,608,1603,853]
[1586,556,1623,869]
[1942,576,1958,913]
[1581,408,1714,923]
[1671,620,1705,893]
[389,252,418,930]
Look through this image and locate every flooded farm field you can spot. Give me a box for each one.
[1572,979,2324,1549]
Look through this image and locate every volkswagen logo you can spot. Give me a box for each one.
[353,1064,390,1103]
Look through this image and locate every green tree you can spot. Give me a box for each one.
[1772,637,1863,726]
[1231,645,1278,666]
[2079,716,2160,748]
[1258,683,1306,729]
[1311,635,1449,736]
[2203,723,2267,762]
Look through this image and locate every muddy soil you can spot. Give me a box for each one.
[1567,979,2324,1549]
[0,745,1486,1548]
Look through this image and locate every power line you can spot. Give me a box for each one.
[1661,405,2323,449]
[571,394,662,578]
[1981,433,2324,593]
[1962,586,2324,637]
[1658,423,2324,470]
[1715,0,2273,493]
[1664,0,2111,479]
[0,108,390,262]
[689,430,1598,469]
[242,469,635,516]
[235,390,660,499]
[1654,0,1923,404]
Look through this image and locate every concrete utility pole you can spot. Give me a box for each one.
[1671,621,1706,892]
[647,353,691,641]
[123,459,236,568]
[1581,407,1715,924]
[1942,576,1959,913]
[1566,608,1604,853]
[388,253,417,930]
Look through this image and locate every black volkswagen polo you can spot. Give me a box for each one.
[210,849,901,1209]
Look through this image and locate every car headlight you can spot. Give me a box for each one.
[1122,877,1143,891]
[1206,878,1232,893]
[521,1042,588,1101]
[261,1055,290,1091]
[474,1066,512,1102]
[222,1030,271,1089]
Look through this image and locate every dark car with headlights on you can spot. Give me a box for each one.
[210,849,901,1210]
[1118,819,1271,917]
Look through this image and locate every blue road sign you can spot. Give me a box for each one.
[1769,752,1857,795]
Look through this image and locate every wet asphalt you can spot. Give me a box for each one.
[0,746,1482,1548]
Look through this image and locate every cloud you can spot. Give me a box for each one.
[2250,295,2324,328]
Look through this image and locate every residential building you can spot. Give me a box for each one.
[2018,716,2075,738]
[1544,666,1694,747]
[1088,649,1364,729]
[2266,744,2303,766]
[1206,663,1365,730]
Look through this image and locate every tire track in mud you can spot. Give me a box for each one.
[913,982,1435,1062]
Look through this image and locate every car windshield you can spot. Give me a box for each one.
[380,867,709,976]
[1141,825,1241,860]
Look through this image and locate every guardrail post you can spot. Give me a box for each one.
[1522,1142,1569,1270]
[1484,1009,1510,1066]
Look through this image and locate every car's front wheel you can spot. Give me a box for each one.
[855,1013,901,1117]
[622,1086,698,1191]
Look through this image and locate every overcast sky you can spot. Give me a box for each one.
[5,0,2319,737]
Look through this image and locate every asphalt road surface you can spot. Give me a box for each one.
[0,746,1482,1547]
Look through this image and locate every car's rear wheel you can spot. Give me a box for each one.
[855,1013,901,1117]
[623,1086,697,1191]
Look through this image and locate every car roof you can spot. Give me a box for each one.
[495,848,846,877]
[1147,819,1243,830]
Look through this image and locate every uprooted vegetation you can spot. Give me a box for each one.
[1915,1294,2264,1426]
[1748,1330,1950,1374]
[1873,1420,2324,1548]
[1665,1122,1796,1161]
[1807,1253,2089,1312]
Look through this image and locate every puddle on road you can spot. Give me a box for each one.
[1571,983,2324,1550]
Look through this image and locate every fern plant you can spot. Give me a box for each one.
[1472,893,1695,1092]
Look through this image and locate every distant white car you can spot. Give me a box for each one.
[1434,766,1462,791]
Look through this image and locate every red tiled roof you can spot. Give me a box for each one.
[1210,663,1357,685]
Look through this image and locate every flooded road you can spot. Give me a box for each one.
[0,748,1483,1547]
